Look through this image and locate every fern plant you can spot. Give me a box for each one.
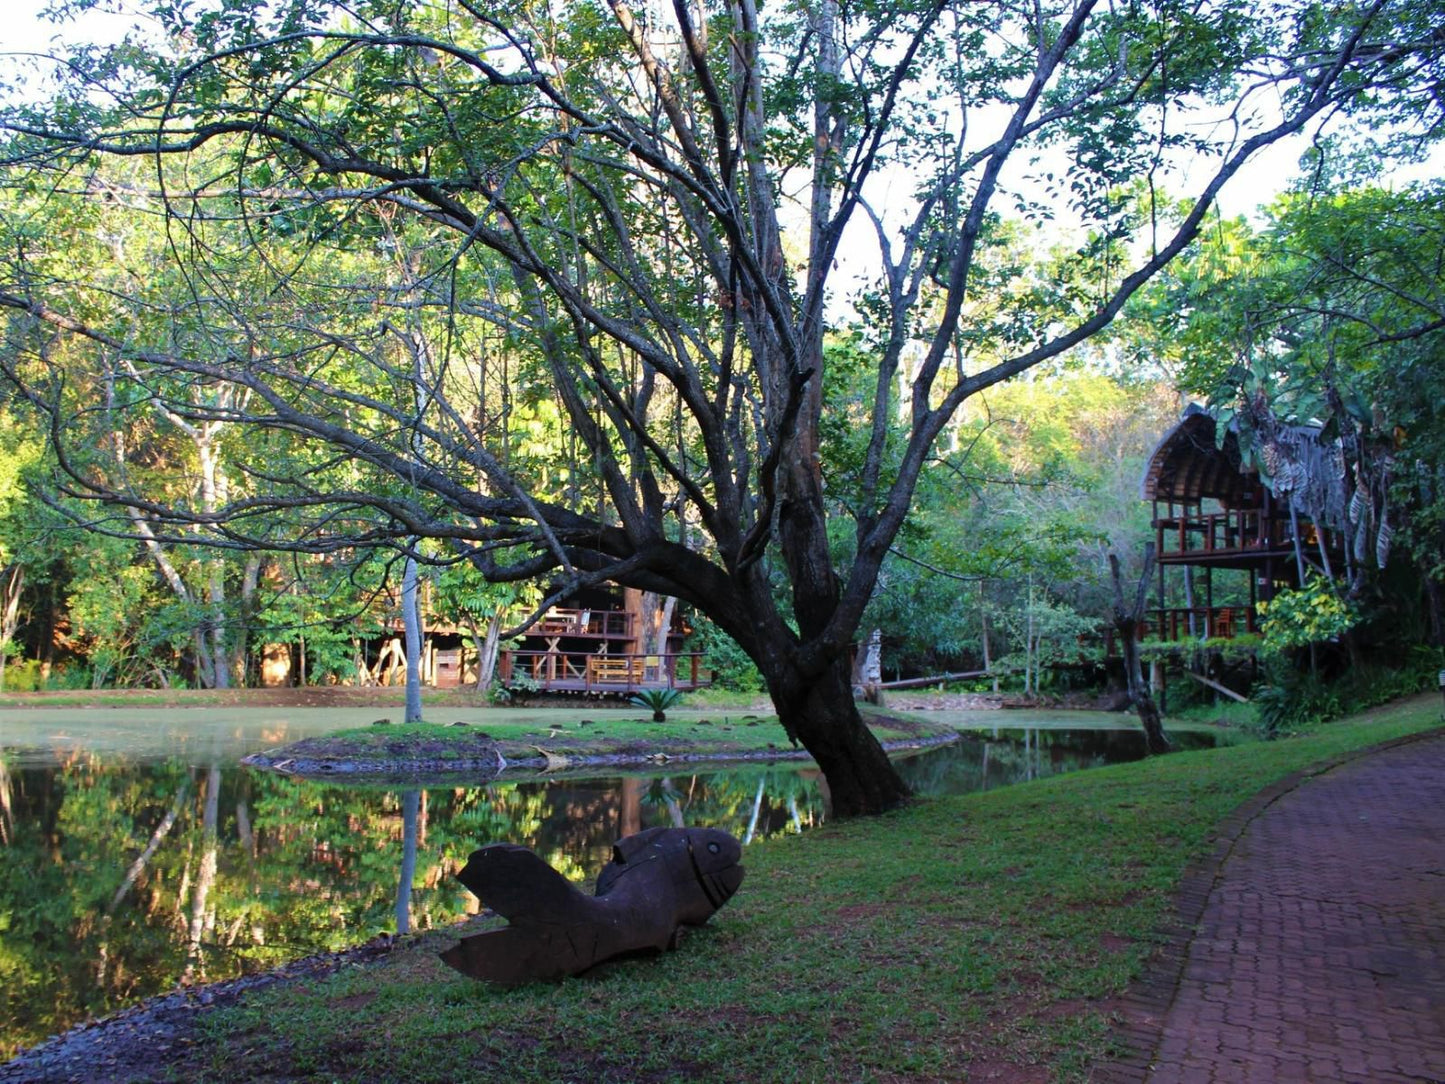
[628,687,685,722]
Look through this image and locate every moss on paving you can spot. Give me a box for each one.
[170,694,1444,1083]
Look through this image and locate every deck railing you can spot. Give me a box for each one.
[1154,507,1343,561]
[1155,507,1272,557]
[498,650,709,692]
[533,608,637,639]
[1151,606,1257,642]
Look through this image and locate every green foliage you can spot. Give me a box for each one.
[0,658,41,691]
[1256,576,1360,656]
[627,688,685,720]
[1253,647,1442,736]
[687,615,764,693]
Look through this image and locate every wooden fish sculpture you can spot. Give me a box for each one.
[440,826,745,985]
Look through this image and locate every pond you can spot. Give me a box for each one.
[0,708,1227,1057]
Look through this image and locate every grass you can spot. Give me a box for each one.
[254,707,948,768]
[167,693,1443,1083]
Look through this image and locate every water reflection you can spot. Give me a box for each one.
[0,723,1221,1057]
[895,725,1222,794]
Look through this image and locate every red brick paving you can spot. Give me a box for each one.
[1099,729,1445,1084]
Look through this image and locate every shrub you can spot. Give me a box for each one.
[628,687,685,721]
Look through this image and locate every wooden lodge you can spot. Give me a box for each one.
[496,587,710,696]
[1141,406,1345,646]
[258,580,708,696]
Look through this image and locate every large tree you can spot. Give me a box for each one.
[1,0,1440,813]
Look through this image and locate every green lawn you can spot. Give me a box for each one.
[290,706,944,767]
[179,693,1442,1083]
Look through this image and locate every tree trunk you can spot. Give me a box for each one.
[0,759,12,846]
[232,554,261,687]
[0,563,21,692]
[402,554,423,724]
[183,764,221,984]
[1422,565,1445,648]
[108,779,190,914]
[1109,549,1170,756]
[468,613,503,692]
[395,789,420,935]
[767,655,909,817]
[980,599,998,694]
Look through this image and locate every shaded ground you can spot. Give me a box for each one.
[0,939,399,1084]
[2,701,1440,1083]
[1101,729,1445,1083]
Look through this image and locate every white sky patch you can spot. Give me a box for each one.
[1,0,168,104]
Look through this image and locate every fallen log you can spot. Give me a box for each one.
[1182,669,1251,703]
[879,670,990,691]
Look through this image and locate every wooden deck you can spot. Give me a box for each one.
[498,651,710,694]
[1155,507,1344,569]
[1151,605,1258,642]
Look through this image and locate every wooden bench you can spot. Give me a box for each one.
[588,656,643,685]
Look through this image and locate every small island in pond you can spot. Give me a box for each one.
[239,714,961,782]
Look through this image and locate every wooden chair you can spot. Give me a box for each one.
[1213,608,1235,639]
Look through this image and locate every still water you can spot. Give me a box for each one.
[0,709,1223,1056]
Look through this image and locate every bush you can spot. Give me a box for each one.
[1252,646,1442,737]
[687,615,764,692]
[1,658,42,692]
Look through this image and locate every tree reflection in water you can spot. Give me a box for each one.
[0,725,1218,1056]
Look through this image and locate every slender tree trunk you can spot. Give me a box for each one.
[395,789,420,934]
[198,440,232,689]
[131,512,219,687]
[639,591,678,657]
[109,779,190,914]
[1025,578,1036,697]
[0,563,22,691]
[1287,501,1308,585]
[659,778,685,828]
[979,596,998,694]
[464,613,503,692]
[231,554,261,687]
[743,776,766,845]
[1109,548,1170,755]
[402,553,423,724]
[183,765,221,983]
[0,759,12,846]
[619,777,643,838]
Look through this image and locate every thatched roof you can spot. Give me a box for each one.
[1139,405,1253,504]
[1142,405,1352,527]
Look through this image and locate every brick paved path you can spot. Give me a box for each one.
[1112,732,1445,1084]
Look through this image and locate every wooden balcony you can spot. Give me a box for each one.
[497,650,710,694]
[1154,507,1341,569]
[534,607,637,639]
[1152,606,1257,642]
[1156,507,1276,558]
